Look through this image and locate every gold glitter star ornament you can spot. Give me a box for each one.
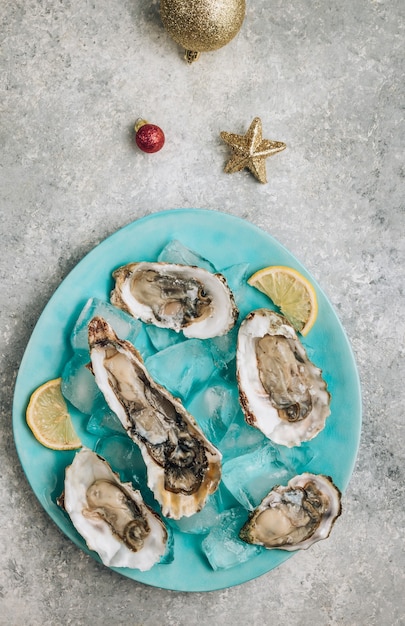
[220,117,286,184]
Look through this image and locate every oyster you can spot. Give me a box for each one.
[110,261,238,338]
[239,473,342,550]
[61,448,168,570]
[236,309,331,447]
[88,316,222,519]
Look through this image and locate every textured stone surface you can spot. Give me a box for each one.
[1,0,404,623]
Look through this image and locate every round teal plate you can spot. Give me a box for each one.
[13,209,361,592]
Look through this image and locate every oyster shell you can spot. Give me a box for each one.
[110,261,238,338]
[236,309,331,447]
[239,473,342,550]
[61,448,168,570]
[88,316,222,519]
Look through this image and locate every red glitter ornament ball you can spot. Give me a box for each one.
[135,119,165,153]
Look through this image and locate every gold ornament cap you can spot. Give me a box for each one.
[160,0,246,62]
[134,118,149,132]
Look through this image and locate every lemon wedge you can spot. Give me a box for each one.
[248,265,318,335]
[26,378,82,450]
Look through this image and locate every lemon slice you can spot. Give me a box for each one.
[248,265,318,335]
[26,378,82,450]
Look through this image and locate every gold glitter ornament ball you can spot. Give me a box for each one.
[160,0,246,62]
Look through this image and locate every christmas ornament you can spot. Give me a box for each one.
[220,117,286,184]
[135,119,165,153]
[160,0,246,63]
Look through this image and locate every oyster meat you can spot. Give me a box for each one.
[110,261,238,338]
[61,448,168,570]
[236,309,331,447]
[88,316,222,519]
[239,473,342,550]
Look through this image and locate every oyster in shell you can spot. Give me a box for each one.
[88,316,222,519]
[236,309,331,447]
[61,448,168,570]
[239,473,342,550]
[110,261,238,338]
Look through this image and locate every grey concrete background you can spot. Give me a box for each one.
[1,0,404,624]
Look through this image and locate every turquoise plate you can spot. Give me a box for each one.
[13,209,361,592]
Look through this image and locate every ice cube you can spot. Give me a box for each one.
[218,262,254,319]
[95,435,147,486]
[220,263,258,324]
[131,324,157,360]
[218,414,266,460]
[86,405,125,437]
[205,326,238,370]
[219,262,250,295]
[158,239,216,272]
[145,325,185,352]
[221,442,315,510]
[144,339,217,401]
[168,491,223,535]
[274,442,315,474]
[201,507,262,570]
[219,356,237,384]
[70,298,142,351]
[61,351,102,415]
[221,443,292,510]
[186,380,241,446]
